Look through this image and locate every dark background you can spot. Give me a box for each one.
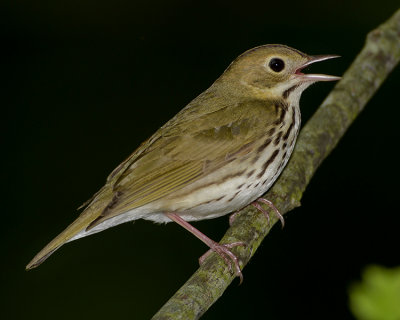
[2,1,400,319]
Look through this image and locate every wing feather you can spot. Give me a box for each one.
[86,95,281,229]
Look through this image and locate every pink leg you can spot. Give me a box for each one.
[253,198,285,228]
[165,212,245,283]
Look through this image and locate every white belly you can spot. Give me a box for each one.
[70,105,300,241]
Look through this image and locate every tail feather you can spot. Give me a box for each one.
[25,206,103,270]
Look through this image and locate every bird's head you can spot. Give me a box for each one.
[220,44,340,102]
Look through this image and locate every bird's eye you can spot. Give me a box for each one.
[269,58,285,72]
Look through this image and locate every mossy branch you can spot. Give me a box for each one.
[152,9,400,320]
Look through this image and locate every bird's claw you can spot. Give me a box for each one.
[252,198,285,228]
[199,241,246,284]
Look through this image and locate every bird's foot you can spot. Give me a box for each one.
[199,241,245,284]
[252,198,285,228]
[229,198,284,228]
[165,212,245,283]
[229,210,241,226]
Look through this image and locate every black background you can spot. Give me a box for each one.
[2,1,400,319]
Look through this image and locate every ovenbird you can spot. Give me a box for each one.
[26,44,340,278]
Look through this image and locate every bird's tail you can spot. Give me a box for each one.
[25,206,99,270]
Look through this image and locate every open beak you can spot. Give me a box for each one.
[295,55,341,82]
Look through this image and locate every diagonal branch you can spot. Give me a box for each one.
[152,9,400,320]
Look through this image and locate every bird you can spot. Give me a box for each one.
[26,44,340,279]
